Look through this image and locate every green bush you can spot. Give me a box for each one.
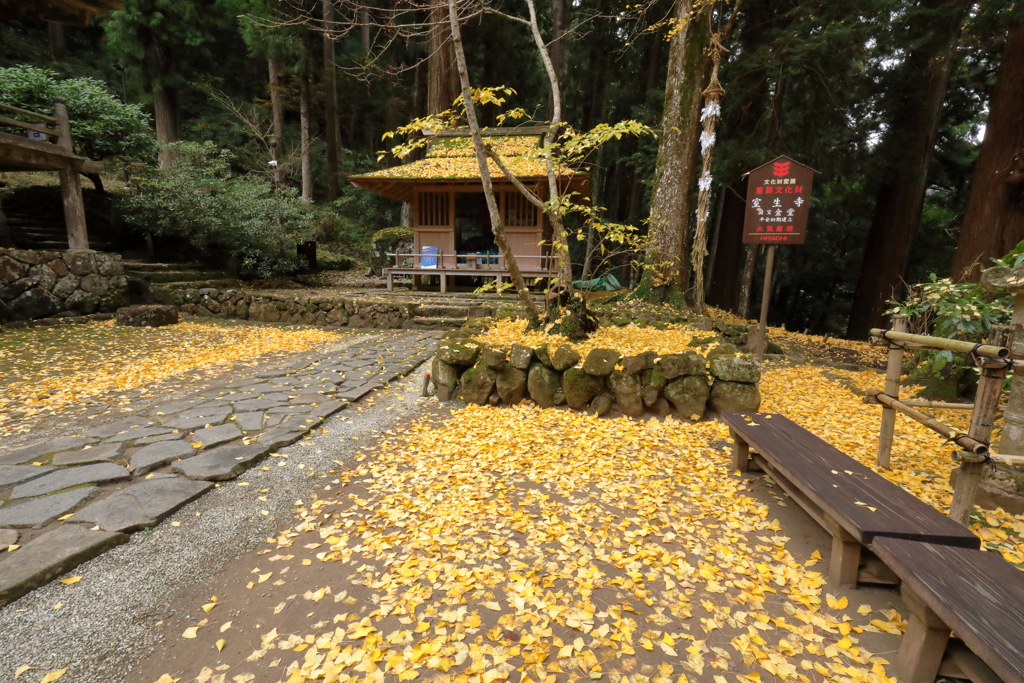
[117,141,326,278]
[0,65,156,162]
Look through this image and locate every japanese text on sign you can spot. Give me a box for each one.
[742,157,814,245]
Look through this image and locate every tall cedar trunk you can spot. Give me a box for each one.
[706,184,745,310]
[446,0,540,326]
[737,245,759,319]
[268,59,286,189]
[635,0,710,303]
[48,22,67,62]
[847,0,970,338]
[427,1,458,115]
[299,53,313,201]
[950,21,1024,281]
[144,37,180,169]
[359,8,370,51]
[550,0,567,85]
[153,84,179,169]
[322,0,340,201]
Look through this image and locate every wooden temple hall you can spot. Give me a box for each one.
[0,0,124,251]
[350,129,589,292]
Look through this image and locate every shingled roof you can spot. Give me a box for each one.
[349,130,587,203]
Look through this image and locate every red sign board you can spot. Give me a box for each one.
[742,156,815,245]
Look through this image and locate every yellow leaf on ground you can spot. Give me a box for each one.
[858,604,872,615]
[826,594,848,610]
[216,639,226,652]
[182,627,199,639]
[40,671,67,683]
[59,576,81,585]
[14,664,31,677]
[202,602,217,613]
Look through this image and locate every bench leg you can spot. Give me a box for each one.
[440,273,447,293]
[898,585,951,683]
[823,514,861,589]
[387,272,393,291]
[730,429,751,473]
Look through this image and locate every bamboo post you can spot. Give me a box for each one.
[53,97,89,251]
[948,325,1014,525]
[878,314,908,469]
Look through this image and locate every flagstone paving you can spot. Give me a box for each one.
[0,330,440,608]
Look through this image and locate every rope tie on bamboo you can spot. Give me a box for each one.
[874,391,899,402]
[967,342,1014,368]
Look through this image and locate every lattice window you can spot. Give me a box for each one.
[504,192,538,227]
[418,192,450,226]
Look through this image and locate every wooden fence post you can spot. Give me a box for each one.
[53,97,89,251]
[877,314,908,469]
[948,325,1014,525]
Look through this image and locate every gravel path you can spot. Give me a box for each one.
[0,367,446,683]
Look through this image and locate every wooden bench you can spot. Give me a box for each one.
[872,537,1024,683]
[722,412,980,588]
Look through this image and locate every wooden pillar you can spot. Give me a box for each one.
[877,314,908,469]
[754,245,776,362]
[730,429,750,473]
[823,513,860,589]
[54,97,88,251]
[949,324,1014,525]
[897,585,951,683]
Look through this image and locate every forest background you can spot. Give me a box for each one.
[0,0,1021,340]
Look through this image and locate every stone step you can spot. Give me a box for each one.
[405,316,467,329]
[122,261,207,273]
[132,270,231,284]
[162,278,239,289]
[417,305,494,318]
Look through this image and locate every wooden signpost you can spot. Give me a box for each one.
[742,156,816,360]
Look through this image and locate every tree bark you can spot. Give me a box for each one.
[635,0,710,304]
[299,52,313,201]
[153,84,180,169]
[738,245,759,319]
[427,1,459,115]
[323,0,340,201]
[359,8,370,51]
[950,21,1024,281]
[48,22,67,62]
[550,0,568,85]
[446,0,540,327]
[268,59,287,189]
[847,0,971,338]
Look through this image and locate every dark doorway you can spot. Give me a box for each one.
[455,192,495,253]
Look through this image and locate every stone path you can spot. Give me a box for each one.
[0,330,439,607]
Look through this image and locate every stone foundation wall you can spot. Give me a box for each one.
[153,287,419,328]
[431,336,763,419]
[0,249,127,322]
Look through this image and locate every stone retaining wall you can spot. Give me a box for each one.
[0,249,127,322]
[432,337,762,419]
[153,286,420,328]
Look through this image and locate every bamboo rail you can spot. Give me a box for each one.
[874,393,988,455]
[864,396,979,411]
[869,329,1009,359]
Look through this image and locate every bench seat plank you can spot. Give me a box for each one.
[722,412,978,549]
[872,537,1024,683]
